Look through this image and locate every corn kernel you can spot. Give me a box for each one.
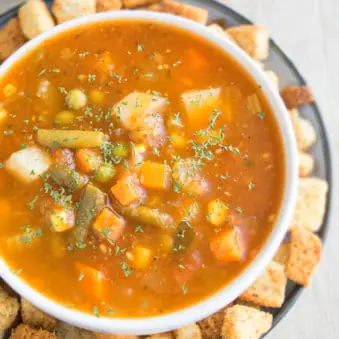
[207,199,228,226]
[3,84,17,97]
[55,110,75,125]
[130,246,153,270]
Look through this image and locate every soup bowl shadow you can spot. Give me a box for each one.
[0,10,298,336]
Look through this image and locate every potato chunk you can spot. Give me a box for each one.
[5,146,51,184]
[18,0,55,40]
[47,205,75,232]
[0,286,19,330]
[207,199,228,226]
[97,0,122,11]
[181,88,221,129]
[114,91,167,147]
[172,157,209,196]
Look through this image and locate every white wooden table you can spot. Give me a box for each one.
[1,0,339,338]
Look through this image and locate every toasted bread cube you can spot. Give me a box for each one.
[96,334,138,339]
[198,308,225,339]
[287,226,322,286]
[21,298,58,330]
[140,161,171,190]
[111,176,144,206]
[208,23,225,34]
[18,0,55,40]
[273,242,291,267]
[299,152,314,177]
[93,207,125,243]
[52,0,96,23]
[57,322,95,339]
[239,261,287,308]
[221,304,272,339]
[5,146,51,184]
[47,205,75,232]
[161,0,208,25]
[207,199,228,226]
[146,333,174,339]
[265,70,279,90]
[97,0,122,11]
[123,0,160,8]
[175,324,202,339]
[290,109,317,151]
[128,245,153,270]
[226,25,269,60]
[210,227,242,263]
[0,107,8,126]
[10,324,57,339]
[182,88,221,129]
[292,178,328,232]
[281,86,314,109]
[0,18,26,61]
[0,286,19,330]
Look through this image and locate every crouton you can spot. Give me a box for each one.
[175,324,202,339]
[18,0,55,40]
[299,152,314,177]
[280,86,314,109]
[0,331,4,339]
[96,334,138,339]
[21,298,58,331]
[122,0,160,8]
[239,261,287,308]
[56,322,96,339]
[0,286,19,330]
[198,308,225,339]
[208,23,225,34]
[97,0,122,11]
[146,333,173,339]
[10,324,56,339]
[221,304,272,339]
[0,18,26,61]
[160,0,208,25]
[287,226,322,286]
[290,109,317,151]
[52,0,96,24]
[226,25,269,60]
[265,70,279,90]
[273,242,291,267]
[292,178,328,232]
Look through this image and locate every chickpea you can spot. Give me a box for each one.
[65,89,87,110]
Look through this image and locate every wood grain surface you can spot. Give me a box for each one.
[0,0,338,338]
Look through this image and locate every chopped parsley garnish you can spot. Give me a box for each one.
[93,306,100,317]
[182,283,188,295]
[257,111,265,119]
[137,43,145,52]
[248,182,255,190]
[78,272,85,281]
[28,196,39,210]
[135,225,144,233]
[121,261,133,277]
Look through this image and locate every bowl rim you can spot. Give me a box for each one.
[0,10,298,335]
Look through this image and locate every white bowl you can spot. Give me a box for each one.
[0,10,298,335]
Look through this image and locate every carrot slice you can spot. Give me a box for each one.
[75,263,105,300]
[93,207,125,243]
[110,177,142,206]
[210,227,242,263]
[75,148,102,174]
[140,161,170,190]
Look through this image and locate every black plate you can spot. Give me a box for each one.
[0,1,333,337]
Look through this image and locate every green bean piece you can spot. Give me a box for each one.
[122,205,174,229]
[37,129,106,148]
[173,221,195,253]
[50,165,88,192]
[69,184,106,244]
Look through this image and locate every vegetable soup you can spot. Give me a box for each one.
[0,20,284,318]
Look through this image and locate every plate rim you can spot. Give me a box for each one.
[0,0,334,337]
